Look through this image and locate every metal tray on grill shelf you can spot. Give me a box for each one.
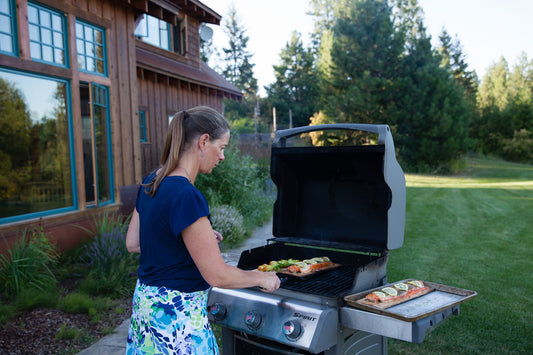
[340,280,477,343]
[343,279,477,321]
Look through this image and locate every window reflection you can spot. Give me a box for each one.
[0,70,74,219]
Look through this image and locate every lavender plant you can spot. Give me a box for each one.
[210,205,246,249]
[79,214,138,297]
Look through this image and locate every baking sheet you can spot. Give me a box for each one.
[344,279,477,321]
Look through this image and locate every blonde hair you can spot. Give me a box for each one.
[143,106,229,197]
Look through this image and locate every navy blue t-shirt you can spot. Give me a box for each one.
[135,171,211,292]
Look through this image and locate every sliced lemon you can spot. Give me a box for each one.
[394,282,409,291]
[407,280,424,288]
[382,287,398,296]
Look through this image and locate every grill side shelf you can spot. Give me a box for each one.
[343,279,477,322]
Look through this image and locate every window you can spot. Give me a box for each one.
[139,111,147,142]
[0,0,17,55]
[76,20,107,75]
[134,14,186,54]
[27,2,67,66]
[80,83,114,206]
[0,69,76,222]
[135,14,170,50]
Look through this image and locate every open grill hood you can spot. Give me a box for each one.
[270,124,406,252]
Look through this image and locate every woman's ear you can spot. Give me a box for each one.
[198,133,210,149]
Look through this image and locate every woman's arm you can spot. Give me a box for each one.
[125,209,141,253]
[182,216,280,292]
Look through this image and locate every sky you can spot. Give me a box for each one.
[201,0,532,97]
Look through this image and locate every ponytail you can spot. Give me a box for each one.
[142,106,229,197]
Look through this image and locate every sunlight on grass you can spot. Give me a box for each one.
[406,157,533,190]
[406,174,533,189]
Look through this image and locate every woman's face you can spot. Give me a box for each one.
[200,131,230,174]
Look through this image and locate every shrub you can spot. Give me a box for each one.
[79,214,138,297]
[0,303,16,325]
[501,129,533,163]
[55,323,81,341]
[210,205,246,250]
[16,286,58,311]
[0,224,58,298]
[195,145,274,231]
[78,259,136,298]
[59,292,110,315]
[82,228,136,274]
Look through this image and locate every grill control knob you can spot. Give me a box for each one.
[244,311,262,329]
[208,303,227,320]
[283,320,302,340]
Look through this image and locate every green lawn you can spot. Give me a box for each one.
[387,157,533,354]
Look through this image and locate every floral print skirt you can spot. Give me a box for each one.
[126,280,219,355]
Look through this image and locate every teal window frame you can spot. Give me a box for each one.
[134,14,170,51]
[0,0,18,56]
[82,83,114,207]
[76,20,108,76]
[139,111,147,143]
[0,68,78,224]
[27,1,68,67]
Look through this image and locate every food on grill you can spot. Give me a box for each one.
[364,280,429,303]
[257,257,334,274]
[257,258,300,272]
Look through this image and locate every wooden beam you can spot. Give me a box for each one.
[147,2,163,19]
[150,0,180,16]
[162,9,177,25]
[130,0,149,12]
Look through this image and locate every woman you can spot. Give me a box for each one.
[125,106,280,354]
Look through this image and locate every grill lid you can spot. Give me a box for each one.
[270,124,405,251]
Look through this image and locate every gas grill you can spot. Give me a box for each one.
[208,124,475,354]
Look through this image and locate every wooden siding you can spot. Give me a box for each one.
[0,0,239,252]
[137,70,225,176]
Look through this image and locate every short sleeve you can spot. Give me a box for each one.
[168,186,209,236]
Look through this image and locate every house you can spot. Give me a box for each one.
[0,0,241,252]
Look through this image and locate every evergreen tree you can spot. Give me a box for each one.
[474,54,533,161]
[265,31,319,128]
[395,33,471,171]
[437,29,478,103]
[323,0,405,125]
[221,5,257,97]
[217,5,259,126]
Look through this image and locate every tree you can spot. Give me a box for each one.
[219,5,258,124]
[221,4,257,97]
[474,54,533,160]
[322,0,405,125]
[264,31,319,128]
[390,0,471,172]
[437,29,478,103]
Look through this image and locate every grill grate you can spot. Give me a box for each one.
[280,265,357,297]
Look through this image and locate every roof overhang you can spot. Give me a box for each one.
[119,0,221,24]
[136,43,242,100]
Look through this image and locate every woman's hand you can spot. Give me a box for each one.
[182,217,281,291]
[213,230,223,243]
[254,270,281,293]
